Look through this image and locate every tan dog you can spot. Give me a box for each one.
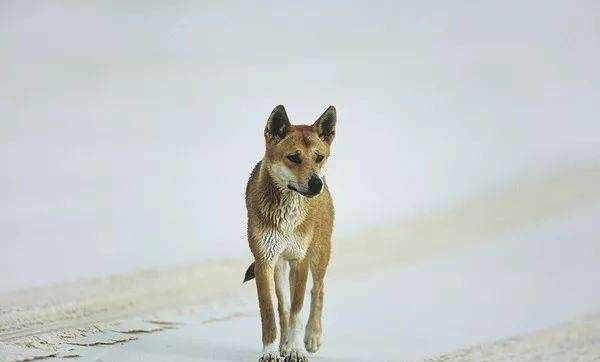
[244,105,336,361]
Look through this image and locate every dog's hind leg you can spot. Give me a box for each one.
[274,258,290,352]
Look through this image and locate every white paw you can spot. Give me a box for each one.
[259,343,284,362]
[304,326,321,353]
[283,348,308,362]
[282,329,308,361]
[258,353,283,362]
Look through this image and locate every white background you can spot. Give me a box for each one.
[1,1,599,292]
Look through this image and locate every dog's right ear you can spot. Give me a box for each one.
[265,105,290,143]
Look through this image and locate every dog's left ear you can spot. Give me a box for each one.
[313,106,336,144]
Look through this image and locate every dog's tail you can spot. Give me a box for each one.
[243,261,255,283]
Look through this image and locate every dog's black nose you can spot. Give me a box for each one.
[308,175,323,195]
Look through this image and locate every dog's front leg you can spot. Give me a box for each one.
[281,259,309,362]
[255,261,283,361]
[274,259,290,351]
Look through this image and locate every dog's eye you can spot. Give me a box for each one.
[315,154,324,163]
[287,154,302,164]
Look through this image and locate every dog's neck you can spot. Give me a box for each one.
[258,161,306,231]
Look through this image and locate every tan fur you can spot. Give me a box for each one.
[245,105,336,362]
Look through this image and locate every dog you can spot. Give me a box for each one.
[244,105,336,361]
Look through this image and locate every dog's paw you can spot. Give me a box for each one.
[304,324,322,353]
[259,343,284,362]
[258,351,284,362]
[281,331,308,361]
[283,349,308,362]
[258,354,283,362]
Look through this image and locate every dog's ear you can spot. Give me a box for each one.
[265,105,291,143]
[313,105,336,144]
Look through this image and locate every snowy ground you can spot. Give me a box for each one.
[2,200,599,361]
[26,206,598,362]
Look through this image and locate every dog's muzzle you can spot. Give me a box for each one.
[288,174,323,197]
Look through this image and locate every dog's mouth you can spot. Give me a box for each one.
[287,184,320,198]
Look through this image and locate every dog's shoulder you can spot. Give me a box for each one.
[247,161,261,188]
[245,160,262,203]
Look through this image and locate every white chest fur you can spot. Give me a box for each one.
[273,192,304,232]
[256,192,310,262]
[256,229,309,262]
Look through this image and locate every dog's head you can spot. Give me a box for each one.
[263,105,336,198]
